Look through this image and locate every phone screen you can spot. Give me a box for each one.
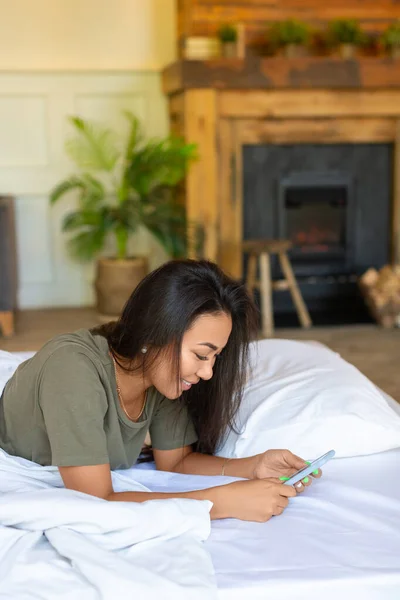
[283,449,335,486]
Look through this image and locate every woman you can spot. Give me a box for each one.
[0,260,320,522]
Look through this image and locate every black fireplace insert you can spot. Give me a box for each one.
[243,143,392,324]
[278,172,356,277]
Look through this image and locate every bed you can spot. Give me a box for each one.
[133,449,400,600]
[1,342,400,599]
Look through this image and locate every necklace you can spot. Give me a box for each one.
[111,354,147,422]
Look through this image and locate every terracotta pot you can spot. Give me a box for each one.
[94,257,148,320]
[339,44,355,59]
[221,42,237,58]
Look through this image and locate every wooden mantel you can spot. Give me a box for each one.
[163,57,400,94]
[162,58,400,278]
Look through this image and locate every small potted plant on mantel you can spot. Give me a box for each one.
[381,21,400,59]
[327,19,366,59]
[50,112,197,319]
[218,24,238,58]
[268,19,311,58]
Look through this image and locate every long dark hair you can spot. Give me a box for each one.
[94,259,259,454]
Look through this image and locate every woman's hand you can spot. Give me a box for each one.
[215,478,297,522]
[250,449,322,493]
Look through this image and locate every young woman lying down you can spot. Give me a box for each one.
[0,260,321,522]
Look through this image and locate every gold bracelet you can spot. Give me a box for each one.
[221,457,232,476]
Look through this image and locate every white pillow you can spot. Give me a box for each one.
[0,351,35,394]
[216,339,400,459]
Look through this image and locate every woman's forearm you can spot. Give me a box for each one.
[172,451,255,479]
[107,486,227,519]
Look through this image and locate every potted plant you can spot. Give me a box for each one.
[218,24,238,58]
[381,21,400,58]
[50,112,197,318]
[268,19,311,58]
[327,19,365,59]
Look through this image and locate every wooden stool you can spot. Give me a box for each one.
[243,239,312,337]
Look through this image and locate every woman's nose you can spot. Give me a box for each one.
[197,361,213,381]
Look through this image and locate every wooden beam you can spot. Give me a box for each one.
[219,90,400,119]
[168,93,185,137]
[233,119,243,278]
[184,89,218,261]
[238,118,395,144]
[218,118,243,278]
[169,93,185,115]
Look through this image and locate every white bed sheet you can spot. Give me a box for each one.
[133,449,400,600]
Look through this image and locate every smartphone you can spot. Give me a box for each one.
[283,449,336,486]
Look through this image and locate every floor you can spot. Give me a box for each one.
[1,308,399,401]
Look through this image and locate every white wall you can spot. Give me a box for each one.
[0,0,176,308]
[0,0,176,71]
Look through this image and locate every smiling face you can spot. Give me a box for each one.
[148,311,232,399]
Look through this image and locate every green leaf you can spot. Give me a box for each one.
[146,221,187,258]
[268,19,310,46]
[123,111,142,163]
[50,173,106,212]
[218,24,238,43]
[127,137,197,196]
[66,116,120,172]
[381,21,400,48]
[67,228,107,262]
[119,196,140,231]
[327,19,365,45]
[49,176,87,204]
[77,174,106,210]
[62,210,102,232]
[117,112,143,205]
[140,190,188,257]
[61,206,115,261]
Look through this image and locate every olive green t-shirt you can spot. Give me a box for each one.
[0,329,197,469]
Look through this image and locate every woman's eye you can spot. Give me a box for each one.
[195,354,208,361]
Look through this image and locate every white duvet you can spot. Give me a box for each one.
[0,449,216,600]
[0,351,217,599]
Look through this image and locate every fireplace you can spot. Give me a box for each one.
[278,172,355,277]
[243,143,392,324]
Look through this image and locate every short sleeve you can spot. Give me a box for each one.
[149,396,198,451]
[38,348,110,467]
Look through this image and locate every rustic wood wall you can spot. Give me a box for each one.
[178,0,400,50]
